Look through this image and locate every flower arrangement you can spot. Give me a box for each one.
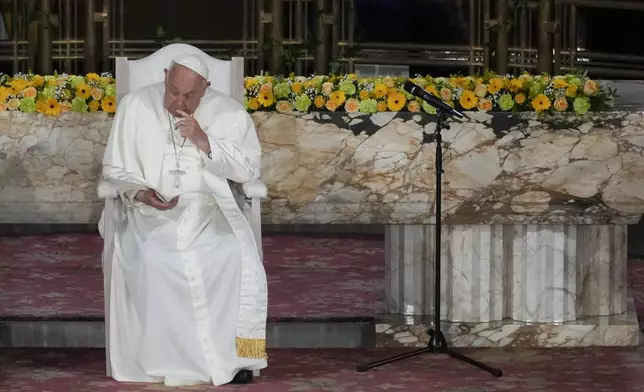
[0,72,116,116]
[243,72,616,115]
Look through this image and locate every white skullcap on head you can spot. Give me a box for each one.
[171,53,209,80]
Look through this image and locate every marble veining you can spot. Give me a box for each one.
[2,111,644,224]
[375,298,639,348]
[384,224,627,322]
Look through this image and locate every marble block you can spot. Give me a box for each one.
[384,224,627,323]
[3,110,644,225]
[375,298,639,349]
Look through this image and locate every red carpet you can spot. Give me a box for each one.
[2,347,644,391]
[2,234,644,391]
[0,234,384,319]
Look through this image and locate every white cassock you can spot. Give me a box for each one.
[98,83,268,386]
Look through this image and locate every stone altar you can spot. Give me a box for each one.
[1,80,644,348]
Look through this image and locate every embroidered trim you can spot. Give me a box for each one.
[236,337,267,359]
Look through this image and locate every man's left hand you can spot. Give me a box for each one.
[176,109,210,153]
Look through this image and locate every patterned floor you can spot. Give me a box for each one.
[0,234,384,319]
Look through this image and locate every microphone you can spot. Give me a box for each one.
[403,80,466,119]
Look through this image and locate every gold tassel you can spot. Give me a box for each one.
[236,337,268,359]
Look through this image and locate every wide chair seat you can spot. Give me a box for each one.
[97,43,266,379]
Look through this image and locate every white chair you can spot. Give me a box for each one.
[98,43,267,378]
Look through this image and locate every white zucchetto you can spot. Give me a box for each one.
[171,53,209,80]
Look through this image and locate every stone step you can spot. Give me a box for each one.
[0,318,376,349]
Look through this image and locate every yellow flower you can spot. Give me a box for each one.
[257,91,275,107]
[291,82,303,94]
[487,78,504,94]
[43,98,61,116]
[248,98,260,110]
[344,98,360,113]
[86,73,100,82]
[531,94,551,112]
[478,98,493,112]
[425,85,438,97]
[407,100,421,112]
[387,91,406,111]
[10,79,27,94]
[31,75,45,87]
[359,90,370,100]
[0,86,11,102]
[515,93,527,105]
[244,78,257,90]
[508,79,524,92]
[314,95,326,109]
[347,73,358,80]
[89,100,100,112]
[376,101,387,112]
[459,90,478,110]
[91,87,104,101]
[373,84,388,99]
[76,83,91,99]
[553,78,568,89]
[329,90,346,106]
[101,96,116,113]
[565,85,578,98]
[47,78,57,87]
[553,97,568,112]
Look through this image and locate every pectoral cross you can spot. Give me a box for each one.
[169,163,186,189]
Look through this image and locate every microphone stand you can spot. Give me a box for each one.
[356,108,503,378]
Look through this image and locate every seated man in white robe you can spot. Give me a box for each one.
[99,53,268,387]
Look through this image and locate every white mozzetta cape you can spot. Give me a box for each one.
[100,83,268,359]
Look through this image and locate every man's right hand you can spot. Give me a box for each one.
[134,189,179,210]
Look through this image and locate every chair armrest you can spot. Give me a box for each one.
[242,179,268,199]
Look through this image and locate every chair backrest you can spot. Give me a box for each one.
[115,43,244,105]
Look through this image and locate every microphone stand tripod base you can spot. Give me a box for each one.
[355,110,503,379]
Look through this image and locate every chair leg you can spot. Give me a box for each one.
[252,369,260,377]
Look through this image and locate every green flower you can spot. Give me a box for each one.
[498,93,514,111]
[273,82,291,99]
[19,97,36,113]
[294,94,312,112]
[104,83,116,97]
[338,81,356,96]
[573,96,590,115]
[422,101,437,114]
[42,86,56,99]
[358,98,378,114]
[568,77,582,87]
[69,75,85,88]
[528,83,543,99]
[71,97,88,113]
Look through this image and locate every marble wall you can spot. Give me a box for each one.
[2,110,644,225]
